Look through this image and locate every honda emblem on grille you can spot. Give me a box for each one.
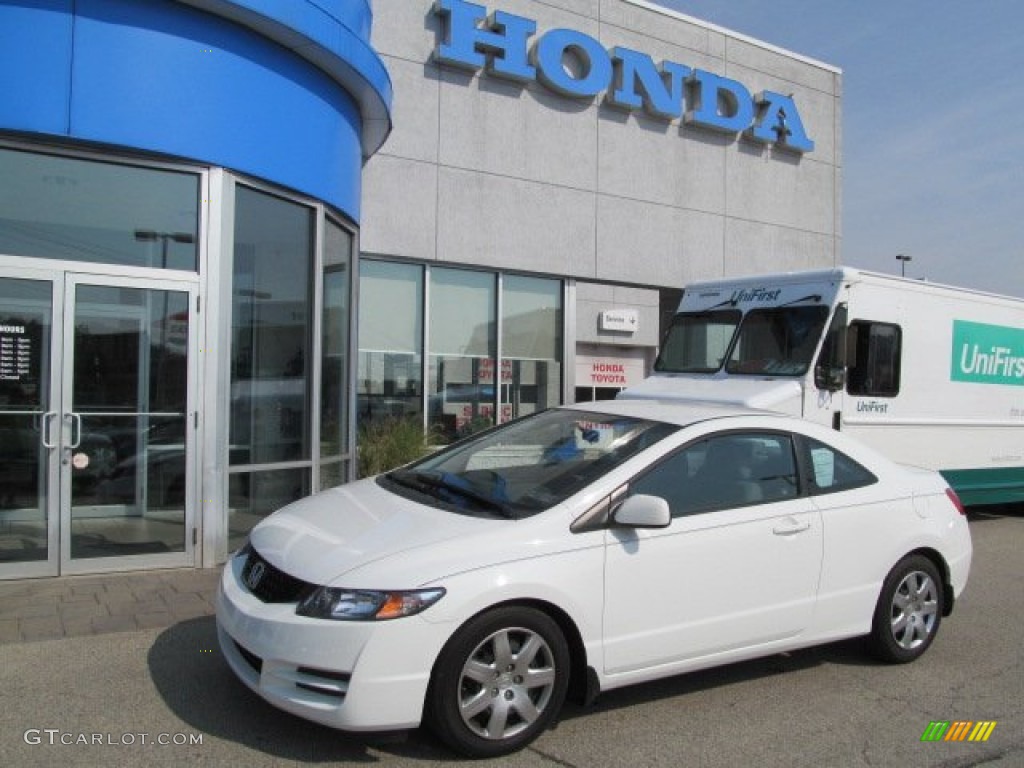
[245,561,266,591]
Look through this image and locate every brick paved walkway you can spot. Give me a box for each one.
[0,568,220,645]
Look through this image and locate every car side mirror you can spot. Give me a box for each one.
[613,494,671,529]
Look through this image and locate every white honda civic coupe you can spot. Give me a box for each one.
[216,400,972,758]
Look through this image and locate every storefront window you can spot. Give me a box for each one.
[227,468,310,553]
[428,268,496,442]
[0,147,199,270]
[501,275,562,422]
[358,261,423,423]
[320,220,351,489]
[356,261,565,446]
[226,186,358,544]
[230,186,313,466]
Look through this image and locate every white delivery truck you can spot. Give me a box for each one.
[620,267,1024,506]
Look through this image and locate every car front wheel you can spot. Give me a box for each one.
[425,606,570,758]
[869,554,943,663]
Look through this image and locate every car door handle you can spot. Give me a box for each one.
[772,520,811,536]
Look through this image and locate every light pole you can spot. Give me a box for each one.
[134,229,195,269]
[896,253,912,277]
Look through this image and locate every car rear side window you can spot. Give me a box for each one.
[800,436,877,495]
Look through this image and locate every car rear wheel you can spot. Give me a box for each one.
[869,554,943,663]
[426,606,569,758]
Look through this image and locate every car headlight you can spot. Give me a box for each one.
[296,587,446,621]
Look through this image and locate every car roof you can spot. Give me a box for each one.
[559,398,784,428]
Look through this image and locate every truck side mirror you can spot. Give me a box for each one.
[821,365,845,391]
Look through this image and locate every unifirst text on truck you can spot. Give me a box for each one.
[621,267,1024,506]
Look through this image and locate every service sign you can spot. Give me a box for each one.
[599,309,638,333]
[434,0,814,153]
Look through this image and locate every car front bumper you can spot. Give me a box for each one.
[216,552,452,732]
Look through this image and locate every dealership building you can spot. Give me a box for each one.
[0,0,840,579]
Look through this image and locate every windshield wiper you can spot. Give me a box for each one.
[387,470,516,519]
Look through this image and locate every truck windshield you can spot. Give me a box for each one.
[725,306,829,376]
[655,310,741,373]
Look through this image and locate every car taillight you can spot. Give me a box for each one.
[945,487,966,516]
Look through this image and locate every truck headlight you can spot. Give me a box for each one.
[296,587,446,621]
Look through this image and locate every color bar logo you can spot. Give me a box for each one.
[921,720,997,742]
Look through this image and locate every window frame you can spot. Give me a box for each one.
[846,319,903,398]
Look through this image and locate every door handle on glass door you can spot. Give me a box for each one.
[41,411,58,448]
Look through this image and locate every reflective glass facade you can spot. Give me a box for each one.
[0,0,389,577]
[0,144,360,575]
[358,259,564,446]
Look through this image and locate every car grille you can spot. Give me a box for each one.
[240,545,316,603]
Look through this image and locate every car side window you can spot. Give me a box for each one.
[630,432,799,517]
[801,437,877,494]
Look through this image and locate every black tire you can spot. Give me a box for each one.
[425,606,570,758]
[869,554,943,663]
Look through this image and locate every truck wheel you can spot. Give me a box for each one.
[425,606,570,758]
[869,555,943,663]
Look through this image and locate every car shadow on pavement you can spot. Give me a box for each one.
[967,505,1021,521]
[560,636,874,724]
[149,616,880,761]
[147,617,448,762]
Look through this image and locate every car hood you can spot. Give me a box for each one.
[248,478,559,587]
[619,374,803,413]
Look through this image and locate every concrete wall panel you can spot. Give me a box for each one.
[597,111,728,212]
[377,55,440,163]
[435,168,596,275]
[596,196,723,287]
[361,155,438,260]
[438,70,599,190]
[725,35,837,95]
[370,0,437,62]
[724,219,835,275]
[599,0,713,57]
[726,147,836,235]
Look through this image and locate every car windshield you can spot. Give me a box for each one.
[381,409,678,519]
[655,310,741,373]
[725,306,829,376]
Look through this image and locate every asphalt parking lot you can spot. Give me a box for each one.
[1,508,1022,767]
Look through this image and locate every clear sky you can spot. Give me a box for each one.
[654,1,1024,297]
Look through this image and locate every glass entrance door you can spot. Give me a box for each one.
[0,275,58,577]
[0,271,196,578]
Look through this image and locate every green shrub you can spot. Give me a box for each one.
[357,416,436,478]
